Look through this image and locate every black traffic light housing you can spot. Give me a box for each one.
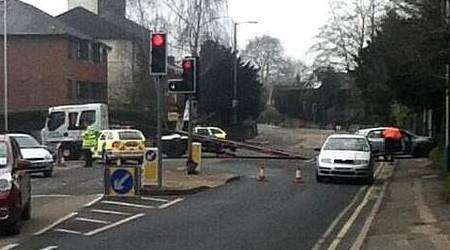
[168,57,197,94]
[150,32,167,75]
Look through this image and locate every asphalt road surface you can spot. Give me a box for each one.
[0,156,383,250]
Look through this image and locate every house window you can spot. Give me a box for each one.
[92,43,100,63]
[79,40,89,60]
[101,46,108,64]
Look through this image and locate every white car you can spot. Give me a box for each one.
[8,133,55,177]
[316,134,374,184]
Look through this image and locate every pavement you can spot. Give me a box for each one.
[363,158,450,250]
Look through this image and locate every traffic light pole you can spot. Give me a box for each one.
[187,95,196,174]
[155,76,163,189]
[445,0,450,172]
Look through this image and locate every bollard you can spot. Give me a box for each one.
[293,167,304,183]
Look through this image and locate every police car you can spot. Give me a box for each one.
[93,129,146,164]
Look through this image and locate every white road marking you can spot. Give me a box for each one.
[75,217,110,224]
[141,196,169,202]
[101,200,155,209]
[312,163,384,250]
[0,244,20,250]
[158,198,184,209]
[32,194,72,198]
[350,182,388,250]
[84,213,145,236]
[34,212,78,236]
[83,194,104,207]
[311,187,367,250]
[91,209,132,216]
[54,228,83,235]
[327,165,386,250]
[39,246,58,250]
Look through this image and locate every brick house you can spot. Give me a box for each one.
[0,0,109,116]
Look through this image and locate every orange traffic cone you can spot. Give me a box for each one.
[293,167,303,183]
[256,165,267,182]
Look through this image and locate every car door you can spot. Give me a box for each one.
[367,130,385,154]
[11,138,30,209]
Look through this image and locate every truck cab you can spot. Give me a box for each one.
[41,103,109,160]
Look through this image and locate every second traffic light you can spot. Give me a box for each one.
[168,57,197,94]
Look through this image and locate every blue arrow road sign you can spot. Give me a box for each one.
[110,169,134,195]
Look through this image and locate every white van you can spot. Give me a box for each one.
[41,103,109,160]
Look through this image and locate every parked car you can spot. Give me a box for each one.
[194,126,227,140]
[316,134,374,184]
[8,133,54,177]
[356,127,434,157]
[92,129,146,164]
[0,135,31,235]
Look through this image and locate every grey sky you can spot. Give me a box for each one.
[21,0,330,63]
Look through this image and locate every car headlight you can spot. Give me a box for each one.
[0,179,12,193]
[320,158,332,163]
[45,154,53,161]
[354,159,369,165]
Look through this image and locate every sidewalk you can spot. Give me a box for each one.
[363,158,450,249]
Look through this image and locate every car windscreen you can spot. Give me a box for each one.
[324,138,370,152]
[118,131,143,140]
[210,129,224,135]
[47,111,65,131]
[13,136,41,148]
[0,142,7,167]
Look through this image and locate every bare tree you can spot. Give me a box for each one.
[309,0,391,71]
[128,0,230,57]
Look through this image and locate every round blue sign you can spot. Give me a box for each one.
[145,150,157,162]
[110,169,133,194]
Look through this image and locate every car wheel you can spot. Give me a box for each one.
[43,170,53,178]
[366,174,374,185]
[22,200,31,221]
[316,172,324,183]
[5,219,21,235]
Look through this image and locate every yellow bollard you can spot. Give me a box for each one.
[192,142,202,173]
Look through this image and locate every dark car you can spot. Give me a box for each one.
[356,127,434,157]
[0,135,32,235]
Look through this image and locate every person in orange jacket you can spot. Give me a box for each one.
[382,127,402,161]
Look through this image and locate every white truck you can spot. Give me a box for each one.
[41,103,109,161]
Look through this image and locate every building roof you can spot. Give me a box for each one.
[0,0,91,40]
[57,7,150,41]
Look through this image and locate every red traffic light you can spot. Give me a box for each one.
[151,34,165,48]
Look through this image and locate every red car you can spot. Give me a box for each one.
[0,135,31,235]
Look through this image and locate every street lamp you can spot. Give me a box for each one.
[232,20,258,129]
[2,0,7,132]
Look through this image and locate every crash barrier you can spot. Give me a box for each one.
[104,165,141,197]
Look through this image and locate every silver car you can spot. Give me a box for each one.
[316,134,374,184]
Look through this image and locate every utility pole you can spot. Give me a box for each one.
[155,76,163,188]
[445,0,450,172]
[3,0,7,132]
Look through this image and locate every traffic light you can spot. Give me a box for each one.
[168,57,197,94]
[150,32,167,75]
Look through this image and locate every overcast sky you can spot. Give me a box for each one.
[21,0,330,64]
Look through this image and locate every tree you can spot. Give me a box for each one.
[242,35,285,86]
[197,40,264,137]
[310,0,391,70]
[128,0,230,57]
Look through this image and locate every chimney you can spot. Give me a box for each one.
[98,0,126,19]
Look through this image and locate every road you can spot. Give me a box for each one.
[0,155,386,250]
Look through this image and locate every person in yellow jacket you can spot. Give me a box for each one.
[82,126,100,167]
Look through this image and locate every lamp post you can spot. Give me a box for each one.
[232,21,257,134]
[2,0,7,132]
